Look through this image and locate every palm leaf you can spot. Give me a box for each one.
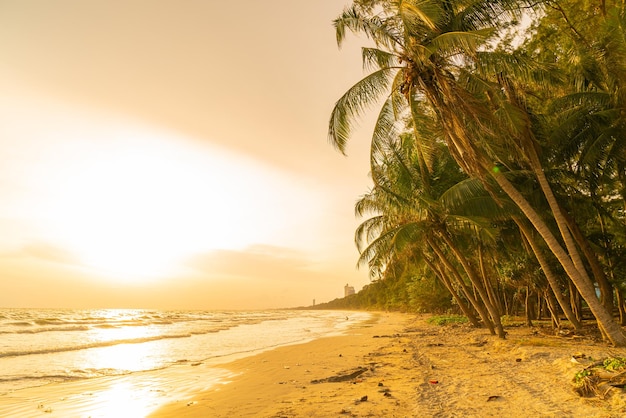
[399,0,443,31]
[334,5,401,50]
[329,68,398,153]
[428,29,495,58]
[362,47,399,71]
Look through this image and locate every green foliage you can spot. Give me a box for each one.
[426,315,469,326]
[603,357,626,372]
[406,276,453,313]
[329,0,626,340]
[573,369,592,387]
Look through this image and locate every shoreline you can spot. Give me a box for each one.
[0,310,382,418]
[4,312,626,417]
[149,311,412,417]
[149,313,626,418]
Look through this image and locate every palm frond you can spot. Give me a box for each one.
[334,5,401,50]
[362,47,400,71]
[329,68,398,154]
[440,177,519,219]
[428,29,495,58]
[399,0,443,31]
[371,95,404,167]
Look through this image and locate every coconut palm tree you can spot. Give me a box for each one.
[354,118,510,335]
[329,0,626,345]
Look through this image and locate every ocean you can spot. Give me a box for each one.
[0,308,370,416]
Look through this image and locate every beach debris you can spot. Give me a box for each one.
[311,367,368,384]
[487,395,501,402]
[186,401,197,406]
[359,395,368,402]
[428,379,439,384]
[570,353,590,364]
[573,356,626,398]
[379,387,391,396]
[191,362,202,366]
[378,382,384,387]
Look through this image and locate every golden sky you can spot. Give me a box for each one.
[0,0,376,310]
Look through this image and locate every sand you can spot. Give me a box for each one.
[149,313,626,418]
[4,312,626,417]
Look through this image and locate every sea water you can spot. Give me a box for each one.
[0,308,369,395]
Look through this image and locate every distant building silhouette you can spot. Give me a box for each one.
[344,283,355,297]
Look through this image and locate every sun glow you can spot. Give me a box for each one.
[12,111,300,283]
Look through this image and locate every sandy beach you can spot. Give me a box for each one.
[4,312,626,417]
[149,313,626,418]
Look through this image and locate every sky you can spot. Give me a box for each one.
[0,0,379,310]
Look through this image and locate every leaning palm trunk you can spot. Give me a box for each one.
[528,152,599,292]
[564,211,615,312]
[515,218,582,330]
[423,254,481,327]
[497,82,620,340]
[428,238,496,335]
[478,245,504,314]
[495,173,626,345]
[437,232,506,338]
[425,83,625,345]
[544,288,562,329]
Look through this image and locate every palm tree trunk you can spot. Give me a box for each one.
[530,157,595,286]
[545,288,561,330]
[494,173,626,345]
[437,232,506,338]
[617,289,626,326]
[423,254,481,327]
[428,238,495,335]
[525,286,533,327]
[563,206,614,312]
[478,244,503,314]
[515,218,582,329]
[570,281,582,321]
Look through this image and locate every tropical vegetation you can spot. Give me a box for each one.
[323,0,626,345]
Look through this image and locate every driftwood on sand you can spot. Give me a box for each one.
[573,356,626,399]
[310,367,369,384]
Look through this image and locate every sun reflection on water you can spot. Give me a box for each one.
[82,380,163,418]
[81,340,165,373]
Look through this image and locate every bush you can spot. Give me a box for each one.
[427,314,469,326]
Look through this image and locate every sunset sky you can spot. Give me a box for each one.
[0,0,378,310]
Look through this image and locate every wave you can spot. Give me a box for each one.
[7,321,33,326]
[0,368,134,394]
[93,324,119,329]
[0,325,91,335]
[0,319,237,335]
[0,333,194,359]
